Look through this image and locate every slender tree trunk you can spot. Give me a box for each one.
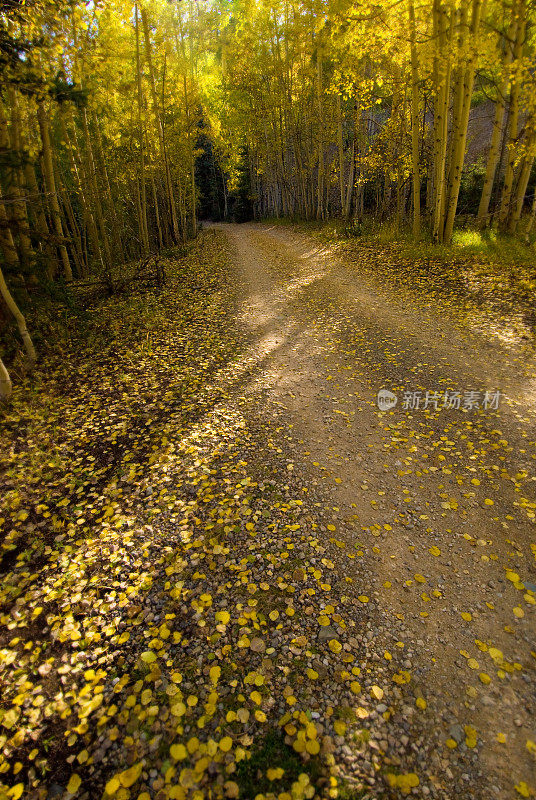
[37,100,72,281]
[0,355,12,402]
[7,93,33,262]
[222,167,228,220]
[140,4,181,243]
[524,188,536,241]
[23,158,54,277]
[477,8,518,227]
[147,135,164,250]
[344,101,358,220]
[174,9,198,235]
[444,2,468,200]
[0,201,37,365]
[337,94,345,214]
[56,163,85,278]
[68,14,115,269]
[80,111,113,271]
[292,123,308,218]
[316,52,325,220]
[498,0,527,231]
[135,3,150,256]
[133,173,144,251]
[442,0,482,243]
[0,97,33,267]
[431,0,453,243]
[508,132,535,232]
[443,2,468,219]
[92,111,125,263]
[477,87,509,227]
[60,114,103,272]
[409,0,421,236]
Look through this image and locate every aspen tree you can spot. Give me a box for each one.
[0,203,37,365]
[173,4,198,236]
[0,95,33,268]
[60,114,104,272]
[525,190,536,240]
[134,2,151,256]
[57,171,85,277]
[477,3,519,227]
[92,111,125,263]
[431,0,453,243]
[442,0,482,244]
[498,0,527,231]
[69,18,114,273]
[442,0,469,228]
[37,100,73,281]
[507,129,535,232]
[316,49,325,220]
[337,93,345,214]
[146,130,164,249]
[0,355,12,403]
[22,142,54,278]
[140,4,181,242]
[408,0,421,236]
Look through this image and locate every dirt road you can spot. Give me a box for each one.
[2,222,535,800]
[214,221,536,799]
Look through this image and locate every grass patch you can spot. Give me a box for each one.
[373,225,536,269]
[235,729,321,798]
[274,213,536,268]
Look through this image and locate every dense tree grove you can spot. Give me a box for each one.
[217,0,536,238]
[0,0,536,398]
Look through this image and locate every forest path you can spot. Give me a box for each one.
[213,221,536,799]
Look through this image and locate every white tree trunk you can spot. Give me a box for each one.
[0,355,12,402]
